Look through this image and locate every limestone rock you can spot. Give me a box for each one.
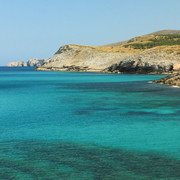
[106,48,179,74]
[27,59,46,67]
[6,61,27,67]
[9,30,180,74]
[36,43,180,74]
[38,44,131,71]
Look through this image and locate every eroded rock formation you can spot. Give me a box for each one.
[7,61,27,67]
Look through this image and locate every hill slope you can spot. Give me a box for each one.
[101,29,180,47]
[149,29,180,35]
[36,30,180,73]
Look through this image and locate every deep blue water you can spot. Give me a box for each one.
[0,67,180,179]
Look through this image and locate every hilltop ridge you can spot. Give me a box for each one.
[101,29,180,47]
[149,29,180,35]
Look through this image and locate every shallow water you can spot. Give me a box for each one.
[0,67,179,179]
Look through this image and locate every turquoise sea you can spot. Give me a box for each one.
[0,67,180,180]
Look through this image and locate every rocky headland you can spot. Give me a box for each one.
[7,61,27,67]
[36,30,180,74]
[7,30,180,86]
[36,44,132,72]
[36,44,180,73]
[6,58,46,67]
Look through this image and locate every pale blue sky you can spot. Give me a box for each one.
[0,0,180,65]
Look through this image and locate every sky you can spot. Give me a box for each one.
[0,0,180,65]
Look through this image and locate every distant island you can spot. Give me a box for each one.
[6,29,180,86]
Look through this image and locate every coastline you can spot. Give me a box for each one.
[35,66,171,74]
[35,66,180,87]
[2,66,178,87]
[153,73,180,87]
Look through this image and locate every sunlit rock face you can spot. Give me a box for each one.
[27,59,46,67]
[6,61,27,67]
[6,59,46,67]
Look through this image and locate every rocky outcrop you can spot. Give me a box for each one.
[7,59,46,67]
[35,31,180,74]
[8,30,180,74]
[153,74,180,86]
[27,59,45,67]
[36,44,131,72]
[37,65,92,72]
[107,58,174,74]
[36,44,180,74]
[7,61,27,67]
[106,46,180,74]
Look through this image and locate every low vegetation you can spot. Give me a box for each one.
[124,34,180,49]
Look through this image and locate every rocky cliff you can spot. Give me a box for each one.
[7,59,46,67]
[37,44,133,72]
[36,45,180,74]
[7,30,180,75]
[107,46,180,74]
[36,30,180,74]
[27,59,45,67]
[7,61,27,67]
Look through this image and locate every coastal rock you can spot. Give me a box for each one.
[27,58,46,67]
[37,44,131,71]
[153,74,180,86]
[6,59,46,67]
[6,61,27,67]
[107,57,174,74]
[36,44,180,74]
[9,30,180,73]
[107,47,180,74]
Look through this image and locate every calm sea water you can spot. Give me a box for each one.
[0,67,180,179]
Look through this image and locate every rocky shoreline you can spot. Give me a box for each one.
[35,66,171,75]
[36,66,180,87]
[6,30,180,87]
[6,59,46,67]
[153,73,180,87]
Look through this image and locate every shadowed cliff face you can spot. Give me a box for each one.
[107,53,176,74]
